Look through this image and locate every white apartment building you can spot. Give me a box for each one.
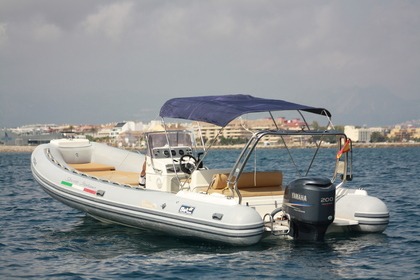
[344,126,372,143]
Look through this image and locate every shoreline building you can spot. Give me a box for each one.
[344,126,372,143]
[197,118,307,145]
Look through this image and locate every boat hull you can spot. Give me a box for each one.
[31,138,389,245]
[31,144,264,246]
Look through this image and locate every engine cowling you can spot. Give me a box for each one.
[283,177,335,241]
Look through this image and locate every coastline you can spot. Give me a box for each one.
[353,142,420,148]
[210,142,420,149]
[0,145,36,153]
[1,142,419,153]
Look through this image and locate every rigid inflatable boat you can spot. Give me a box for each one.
[31,94,389,245]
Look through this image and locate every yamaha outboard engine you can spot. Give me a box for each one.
[283,177,335,241]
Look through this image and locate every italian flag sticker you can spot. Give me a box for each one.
[61,181,97,195]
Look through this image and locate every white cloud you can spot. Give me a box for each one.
[0,23,8,46]
[82,1,134,41]
[33,21,62,42]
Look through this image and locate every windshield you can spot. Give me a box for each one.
[147,131,194,150]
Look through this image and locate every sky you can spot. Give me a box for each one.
[0,0,419,128]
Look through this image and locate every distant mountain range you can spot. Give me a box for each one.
[320,91,419,127]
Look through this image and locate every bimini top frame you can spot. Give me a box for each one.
[226,129,351,203]
[158,94,346,202]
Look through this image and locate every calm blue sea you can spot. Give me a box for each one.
[1,147,419,279]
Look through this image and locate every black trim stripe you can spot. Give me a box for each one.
[355,212,389,219]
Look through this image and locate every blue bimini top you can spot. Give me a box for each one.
[159,94,331,127]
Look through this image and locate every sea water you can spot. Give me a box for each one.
[0,147,419,279]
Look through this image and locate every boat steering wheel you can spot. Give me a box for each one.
[179,155,197,174]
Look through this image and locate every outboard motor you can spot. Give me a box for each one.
[283,177,335,241]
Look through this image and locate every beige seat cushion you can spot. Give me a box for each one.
[209,171,283,197]
[69,163,115,172]
[85,170,139,186]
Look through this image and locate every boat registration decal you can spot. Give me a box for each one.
[179,205,195,215]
